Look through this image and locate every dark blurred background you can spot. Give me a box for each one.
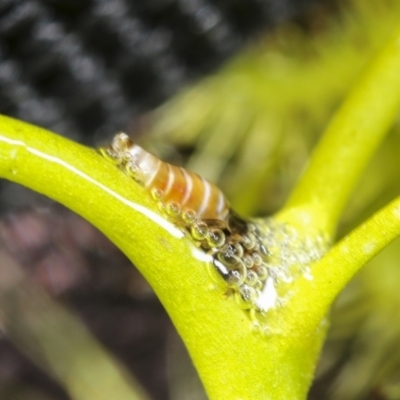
[0,1,345,399]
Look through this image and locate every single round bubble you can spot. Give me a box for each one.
[234,284,257,309]
[217,247,241,267]
[99,148,119,163]
[254,278,263,290]
[213,255,246,287]
[242,233,257,250]
[245,270,259,287]
[242,254,254,269]
[251,252,263,266]
[207,228,225,248]
[190,221,209,241]
[122,151,132,162]
[182,209,197,223]
[151,188,164,200]
[247,223,257,232]
[249,307,270,333]
[222,242,244,259]
[226,269,245,287]
[227,258,246,287]
[166,202,181,217]
[255,265,268,281]
[126,162,142,182]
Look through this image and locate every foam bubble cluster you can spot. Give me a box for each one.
[185,214,328,320]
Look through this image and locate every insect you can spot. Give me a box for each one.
[102,133,230,222]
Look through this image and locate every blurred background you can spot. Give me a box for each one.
[0,0,400,399]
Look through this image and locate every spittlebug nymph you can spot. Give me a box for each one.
[103,132,230,222]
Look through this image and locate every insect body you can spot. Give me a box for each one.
[104,133,230,222]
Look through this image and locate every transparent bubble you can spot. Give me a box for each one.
[99,147,119,163]
[206,228,225,248]
[245,270,259,287]
[121,151,133,164]
[190,221,209,241]
[125,162,142,182]
[250,308,275,334]
[213,256,246,287]
[205,261,227,288]
[166,202,181,217]
[255,265,268,281]
[253,279,263,291]
[226,269,246,287]
[242,232,257,250]
[231,242,244,258]
[235,284,257,309]
[151,188,164,200]
[251,252,263,266]
[182,209,197,223]
[217,243,244,266]
[216,251,238,268]
[247,223,257,232]
[242,254,254,269]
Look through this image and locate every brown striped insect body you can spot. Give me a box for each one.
[105,133,230,223]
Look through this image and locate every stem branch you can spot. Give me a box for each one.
[286,195,400,333]
[280,24,400,236]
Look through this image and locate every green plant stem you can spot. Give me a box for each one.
[0,115,322,399]
[279,23,400,237]
[284,195,400,335]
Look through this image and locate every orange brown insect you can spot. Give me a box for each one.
[104,133,230,222]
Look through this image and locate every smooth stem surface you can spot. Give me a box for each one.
[0,115,323,399]
[283,195,400,335]
[279,24,400,236]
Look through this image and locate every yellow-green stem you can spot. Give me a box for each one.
[284,195,400,335]
[279,24,400,236]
